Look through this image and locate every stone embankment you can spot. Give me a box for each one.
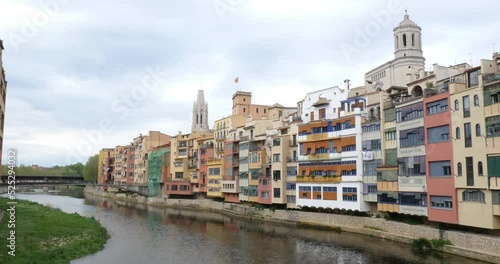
[84,186,500,263]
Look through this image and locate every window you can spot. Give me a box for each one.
[456,127,461,139]
[455,100,459,111]
[342,145,356,151]
[273,170,281,181]
[403,33,407,46]
[486,115,500,137]
[175,172,183,179]
[323,187,337,192]
[463,96,470,118]
[466,157,474,186]
[367,185,377,193]
[287,195,296,203]
[398,156,426,176]
[462,190,485,203]
[273,154,280,163]
[464,123,472,148]
[476,124,481,137]
[180,185,189,191]
[363,160,382,176]
[399,192,427,206]
[208,168,220,176]
[478,161,483,176]
[399,127,425,148]
[286,183,296,190]
[396,102,423,122]
[378,192,398,204]
[411,33,415,46]
[468,69,480,87]
[362,139,381,151]
[256,108,259,113]
[362,124,380,133]
[426,98,448,115]
[261,192,269,198]
[171,185,178,191]
[474,95,479,106]
[457,162,462,176]
[342,187,357,201]
[385,131,397,141]
[427,125,450,143]
[243,107,246,113]
[264,108,267,113]
[431,196,453,210]
[429,161,451,177]
[273,188,280,198]
[286,166,297,176]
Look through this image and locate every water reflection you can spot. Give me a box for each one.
[9,190,485,264]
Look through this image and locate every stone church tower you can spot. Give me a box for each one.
[192,90,209,132]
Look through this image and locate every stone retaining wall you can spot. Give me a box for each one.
[84,187,500,263]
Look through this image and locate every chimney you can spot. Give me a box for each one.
[344,79,351,90]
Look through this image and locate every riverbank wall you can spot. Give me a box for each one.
[85,186,500,263]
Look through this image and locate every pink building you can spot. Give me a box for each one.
[424,88,458,224]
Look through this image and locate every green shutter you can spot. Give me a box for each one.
[488,156,500,177]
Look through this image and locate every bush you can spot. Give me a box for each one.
[412,238,432,251]
[430,239,452,248]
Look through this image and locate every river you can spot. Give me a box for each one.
[8,188,486,264]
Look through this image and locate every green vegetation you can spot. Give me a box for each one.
[363,225,386,232]
[297,222,342,233]
[412,238,433,251]
[0,198,109,264]
[430,239,453,248]
[83,154,99,183]
[1,163,84,177]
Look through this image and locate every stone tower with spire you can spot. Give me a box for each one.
[192,90,209,132]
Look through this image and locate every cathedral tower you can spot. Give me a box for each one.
[192,90,209,132]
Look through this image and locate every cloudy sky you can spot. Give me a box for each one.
[1,0,499,166]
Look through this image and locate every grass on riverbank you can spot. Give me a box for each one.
[0,198,110,264]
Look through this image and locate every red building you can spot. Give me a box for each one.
[424,87,458,224]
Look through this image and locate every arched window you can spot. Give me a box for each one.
[457,162,462,176]
[478,162,483,176]
[455,100,459,111]
[474,95,479,106]
[412,33,415,46]
[396,35,399,49]
[476,124,481,137]
[456,127,461,139]
[403,34,407,47]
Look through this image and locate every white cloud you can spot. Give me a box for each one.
[2,0,500,166]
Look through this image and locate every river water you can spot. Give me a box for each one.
[10,189,485,264]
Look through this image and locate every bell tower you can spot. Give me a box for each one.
[192,90,209,132]
[394,11,423,59]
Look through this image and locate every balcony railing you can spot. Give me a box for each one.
[240,136,249,142]
[484,73,500,85]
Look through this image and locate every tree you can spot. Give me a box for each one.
[83,154,99,183]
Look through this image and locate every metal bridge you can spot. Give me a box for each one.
[0,175,149,196]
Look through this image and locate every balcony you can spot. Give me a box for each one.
[222,178,239,193]
[399,205,428,216]
[216,135,226,142]
[363,193,377,202]
[232,147,239,154]
[363,175,377,184]
[484,73,500,85]
[207,159,222,166]
[398,176,426,192]
[287,157,298,163]
[215,147,224,153]
[377,203,399,213]
[493,204,500,216]
[232,160,239,167]
[296,175,341,183]
[298,153,341,161]
[289,139,297,147]
[240,136,249,142]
